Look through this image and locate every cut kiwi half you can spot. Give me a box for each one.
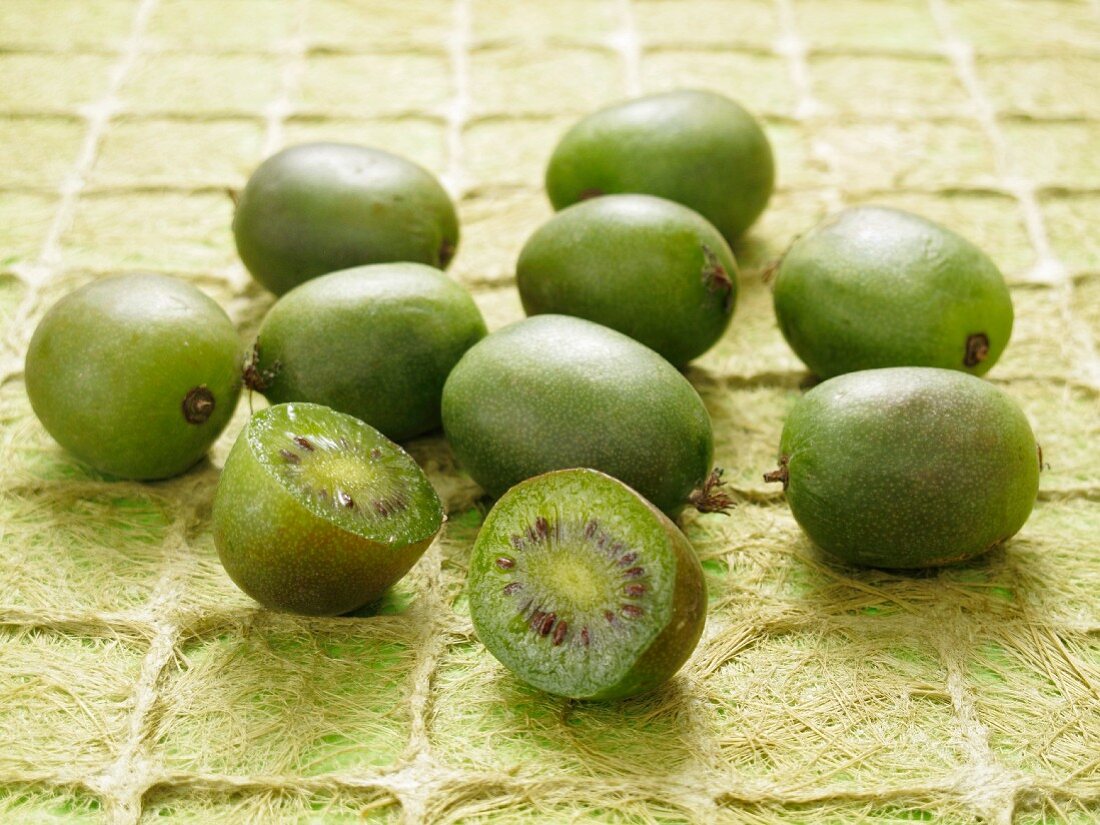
[468,468,707,700]
[213,402,443,615]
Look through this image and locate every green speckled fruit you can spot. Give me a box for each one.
[247,263,487,441]
[765,368,1040,568]
[516,194,738,366]
[773,206,1014,379]
[441,315,718,516]
[213,403,443,615]
[233,142,459,295]
[469,469,706,700]
[546,90,774,241]
[25,273,242,480]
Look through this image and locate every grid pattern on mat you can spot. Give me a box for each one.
[1,0,1099,823]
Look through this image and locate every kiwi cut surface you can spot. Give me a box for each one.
[468,469,707,700]
[214,402,443,615]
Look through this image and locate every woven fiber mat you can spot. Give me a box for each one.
[1,1,1099,823]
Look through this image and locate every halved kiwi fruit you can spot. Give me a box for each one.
[468,469,707,700]
[213,402,444,615]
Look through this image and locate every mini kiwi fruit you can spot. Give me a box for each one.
[545,89,774,241]
[245,263,487,441]
[772,206,1014,379]
[213,402,444,615]
[516,194,738,366]
[233,142,459,295]
[441,315,730,517]
[468,468,707,700]
[24,273,242,480]
[764,367,1040,569]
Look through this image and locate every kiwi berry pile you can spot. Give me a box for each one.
[24,88,1041,702]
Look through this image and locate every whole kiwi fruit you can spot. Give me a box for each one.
[764,367,1040,568]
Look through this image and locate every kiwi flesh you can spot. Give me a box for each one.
[213,402,443,615]
[468,468,707,700]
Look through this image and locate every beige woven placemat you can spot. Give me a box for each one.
[1,1,1098,822]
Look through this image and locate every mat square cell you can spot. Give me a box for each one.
[0,0,136,51]
[120,54,282,116]
[0,117,86,190]
[795,0,941,54]
[299,53,451,118]
[950,0,1100,56]
[635,0,777,49]
[91,118,265,189]
[60,191,235,273]
[464,116,571,189]
[967,628,1100,786]
[1004,122,1100,190]
[1044,194,1100,276]
[139,787,401,824]
[703,629,963,787]
[0,487,172,613]
[0,627,146,775]
[978,55,1100,119]
[306,0,451,50]
[472,0,619,46]
[470,48,622,117]
[150,615,419,776]
[820,120,997,194]
[640,51,795,119]
[430,641,707,780]
[811,55,970,118]
[452,191,552,286]
[147,0,296,52]
[0,192,57,268]
[0,53,115,115]
[0,786,107,824]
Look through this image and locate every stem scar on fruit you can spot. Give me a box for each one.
[242,343,281,411]
[688,468,735,514]
[182,385,216,425]
[763,455,789,490]
[701,244,734,314]
[964,333,990,367]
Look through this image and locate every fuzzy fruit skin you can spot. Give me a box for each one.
[774,368,1040,569]
[441,315,714,516]
[252,263,487,441]
[469,469,707,700]
[212,403,443,616]
[773,206,1014,379]
[233,142,459,295]
[545,90,774,241]
[24,273,242,480]
[516,195,738,367]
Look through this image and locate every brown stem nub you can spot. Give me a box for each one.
[226,187,240,207]
[701,244,735,314]
[578,187,604,201]
[242,343,279,393]
[182,385,215,425]
[763,456,789,490]
[688,468,734,514]
[439,239,456,269]
[964,333,990,367]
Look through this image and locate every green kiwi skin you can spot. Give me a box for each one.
[24,273,242,480]
[469,469,706,701]
[516,194,739,367]
[233,142,460,296]
[250,263,487,441]
[772,368,1040,569]
[441,315,715,516]
[213,403,443,616]
[546,90,774,241]
[772,206,1014,379]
